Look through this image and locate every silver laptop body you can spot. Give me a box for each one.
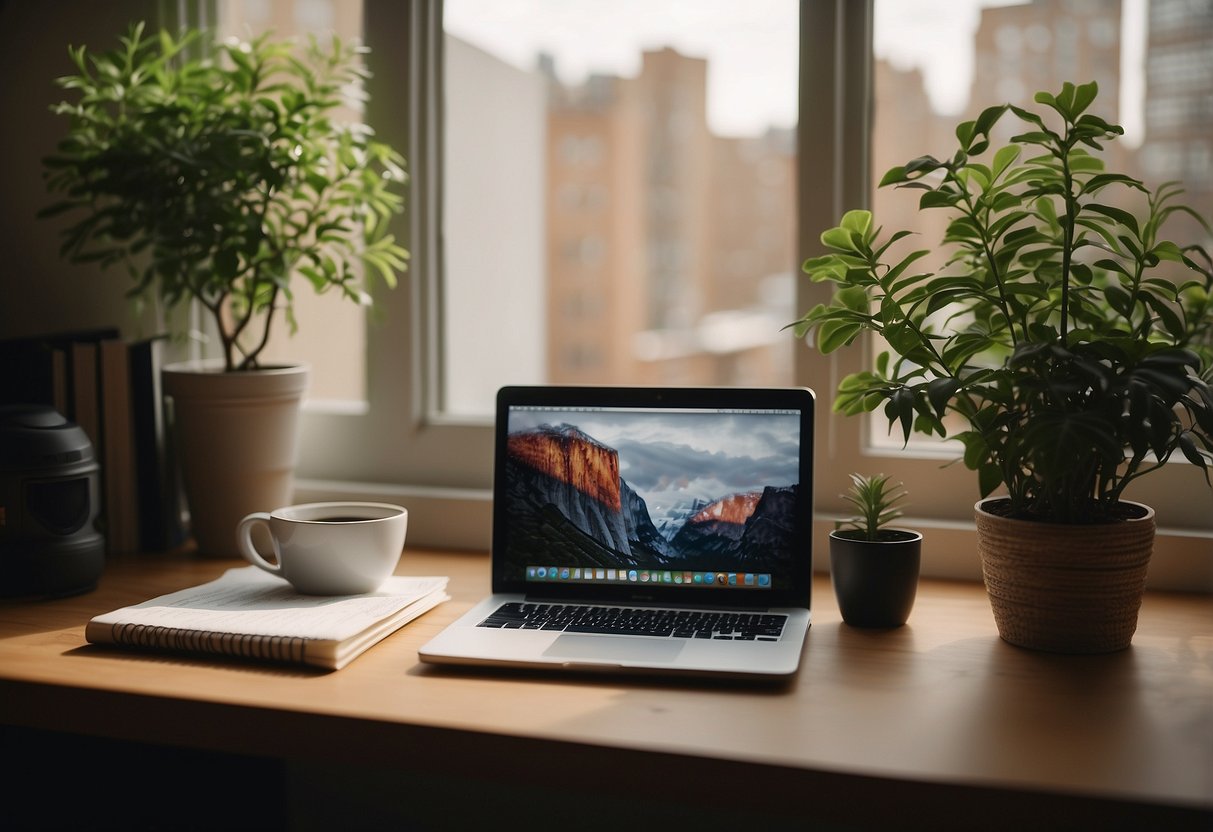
[419,385,815,681]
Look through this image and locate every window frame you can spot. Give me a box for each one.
[798,1,1210,588]
[293,1,495,549]
[290,0,1210,589]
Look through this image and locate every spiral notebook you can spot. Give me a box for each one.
[419,385,815,680]
[87,567,449,670]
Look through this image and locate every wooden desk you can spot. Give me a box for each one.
[1,548,1209,831]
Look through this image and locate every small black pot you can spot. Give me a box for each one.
[829,529,922,628]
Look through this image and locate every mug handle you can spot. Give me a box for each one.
[236,512,282,577]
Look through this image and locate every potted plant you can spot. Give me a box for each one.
[39,22,408,556]
[830,473,921,628]
[794,82,1213,653]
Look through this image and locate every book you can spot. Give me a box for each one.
[50,347,69,416]
[100,338,139,553]
[0,327,119,413]
[0,327,140,555]
[69,340,101,450]
[127,336,187,552]
[0,336,58,408]
[86,567,450,670]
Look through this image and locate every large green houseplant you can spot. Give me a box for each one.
[795,82,1213,652]
[40,22,408,555]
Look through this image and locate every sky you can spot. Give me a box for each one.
[445,0,1145,143]
[445,0,799,137]
[875,0,1145,142]
[507,409,800,515]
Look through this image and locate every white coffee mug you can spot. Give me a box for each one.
[236,502,408,595]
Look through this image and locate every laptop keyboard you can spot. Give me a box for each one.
[478,602,787,641]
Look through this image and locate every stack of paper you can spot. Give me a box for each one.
[86,567,450,670]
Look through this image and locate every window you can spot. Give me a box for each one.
[216,0,371,405]
[831,0,1212,580]
[442,0,800,412]
[213,1,1207,587]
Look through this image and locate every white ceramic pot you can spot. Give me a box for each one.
[162,361,309,557]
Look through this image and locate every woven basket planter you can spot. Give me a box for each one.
[974,498,1155,654]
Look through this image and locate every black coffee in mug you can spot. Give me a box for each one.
[237,502,408,595]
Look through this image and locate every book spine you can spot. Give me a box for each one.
[51,348,69,416]
[128,337,187,551]
[100,339,138,554]
[69,341,101,449]
[0,328,120,413]
[94,621,317,667]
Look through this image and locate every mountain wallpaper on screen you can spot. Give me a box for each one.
[503,422,798,578]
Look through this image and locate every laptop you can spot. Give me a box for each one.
[418,385,815,681]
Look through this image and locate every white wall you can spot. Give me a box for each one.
[442,35,547,417]
[0,1,162,343]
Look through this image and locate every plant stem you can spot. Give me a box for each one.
[242,285,280,371]
[203,294,235,373]
[949,166,1019,344]
[1052,111,1081,344]
[1058,138,1077,345]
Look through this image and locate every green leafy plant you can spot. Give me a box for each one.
[39,22,408,371]
[794,82,1213,525]
[835,473,909,542]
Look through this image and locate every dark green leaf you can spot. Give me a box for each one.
[883,321,922,357]
[927,377,960,418]
[1009,130,1055,147]
[975,104,1006,136]
[977,463,1002,498]
[884,389,916,443]
[1103,285,1132,316]
[878,165,908,187]
[1177,433,1212,480]
[1086,204,1140,236]
[920,189,960,210]
[955,120,975,148]
[1080,172,1142,195]
[903,155,943,176]
[1142,294,1186,340]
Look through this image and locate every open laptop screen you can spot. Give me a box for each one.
[492,386,814,608]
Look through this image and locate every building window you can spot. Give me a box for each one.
[851,0,1213,566]
[223,1,1210,584]
[443,0,799,415]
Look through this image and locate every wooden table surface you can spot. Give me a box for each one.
[1,546,1210,829]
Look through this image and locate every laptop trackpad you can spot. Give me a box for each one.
[544,634,685,663]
